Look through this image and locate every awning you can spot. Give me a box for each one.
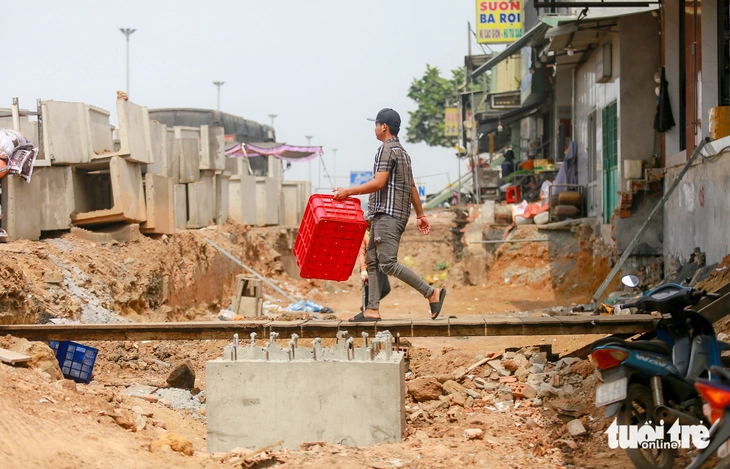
[472,22,550,79]
[225,142,323,163]
[545,10,656,68]
[477,94,549,134]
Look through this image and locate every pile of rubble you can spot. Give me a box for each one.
[404,346,604,458]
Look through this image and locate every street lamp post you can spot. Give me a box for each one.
[213,81,225,111]
[305,135,313,184]
[268,114,278,128]
[119,28,136,96]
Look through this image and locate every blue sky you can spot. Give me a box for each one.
[2,1,499,194]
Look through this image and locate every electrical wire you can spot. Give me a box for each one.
[318,152,335,188]
[701,144,730,162]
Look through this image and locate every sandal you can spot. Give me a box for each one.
[429,288,447,320]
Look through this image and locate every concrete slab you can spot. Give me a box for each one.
[72,156,147,226]
[187,176,214,229]
[115,98,152,164]
[175,138,200,184]
[71,224,140,243]
[216,174,229,225]
[201,125,226,171]
[1,175,41,241]
[174,184,187,231]
[224,155,238,176]
[256,177,279,226]
[86,105,114,157]
[281,181,300,227]
[228,176,257,225]
[40,100,91,165]
[147,120,172,180]
[35,166,74,231]
[141,173,175,235]
[206,334,405,451]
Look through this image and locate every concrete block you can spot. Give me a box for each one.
[206,333,405,451]
[228,176,257,225]
[71,224,140,244]
[0,108,34,139]
[35,166,74,231]
[174,184,187,231]
[1,175,41,241]
[281,181,301,227]
[187,175,214,229]
[72,156,147,226]
[141,173,175,235]
[201,125,226,171]
[224,155,238,176]
[173,126,200,140]
[40,100,91,165]
[216,174,229,225]
[175,139,200,184]
[86,105,114,157]
[147,120,173,180]
[115,98,152,164]
[256,177,279,226]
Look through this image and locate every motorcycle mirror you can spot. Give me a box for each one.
[621,275,640,288]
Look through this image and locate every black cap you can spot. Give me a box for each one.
[367,108,401,129]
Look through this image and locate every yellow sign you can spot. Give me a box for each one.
[444,107,459,137]
[476,1,523,44]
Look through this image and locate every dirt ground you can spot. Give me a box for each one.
[0,208,708,469]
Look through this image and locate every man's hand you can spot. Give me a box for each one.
[416,216,430,235]
[360,270,369,284]
[333,187,350,201]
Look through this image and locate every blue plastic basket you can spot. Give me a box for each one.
[48,340,98,384]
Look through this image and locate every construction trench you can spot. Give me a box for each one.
[2,207,730,468]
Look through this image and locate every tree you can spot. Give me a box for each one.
[406,65,468,148]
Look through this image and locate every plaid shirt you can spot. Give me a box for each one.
[369,137,413,221]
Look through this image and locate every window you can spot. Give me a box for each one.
[602,102,618,224]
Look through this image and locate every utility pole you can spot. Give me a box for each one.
[213,81,225,111]
[268,114,278,128]
[332,148,338,189]
[305,135,313,184]
[119,28,136,96]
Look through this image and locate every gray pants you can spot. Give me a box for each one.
[365,213,434,310]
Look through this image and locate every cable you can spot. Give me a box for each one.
[318,153,335,188]
[701,144,730,162]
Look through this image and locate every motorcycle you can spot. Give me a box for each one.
[686,366,730,468]
[589,275,725,469]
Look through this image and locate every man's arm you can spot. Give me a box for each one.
[411,180,430,235]
[333,172,389,200]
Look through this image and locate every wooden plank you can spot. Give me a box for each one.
[410,318,450,337]
[0,315,657,341]
[484,316,524,336]
[448,317,487,337]
[265,320,307,339]
[0,347,31,364]
[520,316,562,335]
[298,320,343,338]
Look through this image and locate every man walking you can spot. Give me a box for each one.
[334,108,446,321]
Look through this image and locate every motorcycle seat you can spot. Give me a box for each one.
[592,337,672,356]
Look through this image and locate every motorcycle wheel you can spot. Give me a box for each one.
[617,383,676,469]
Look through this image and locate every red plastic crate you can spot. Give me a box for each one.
[294,194,367,281]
